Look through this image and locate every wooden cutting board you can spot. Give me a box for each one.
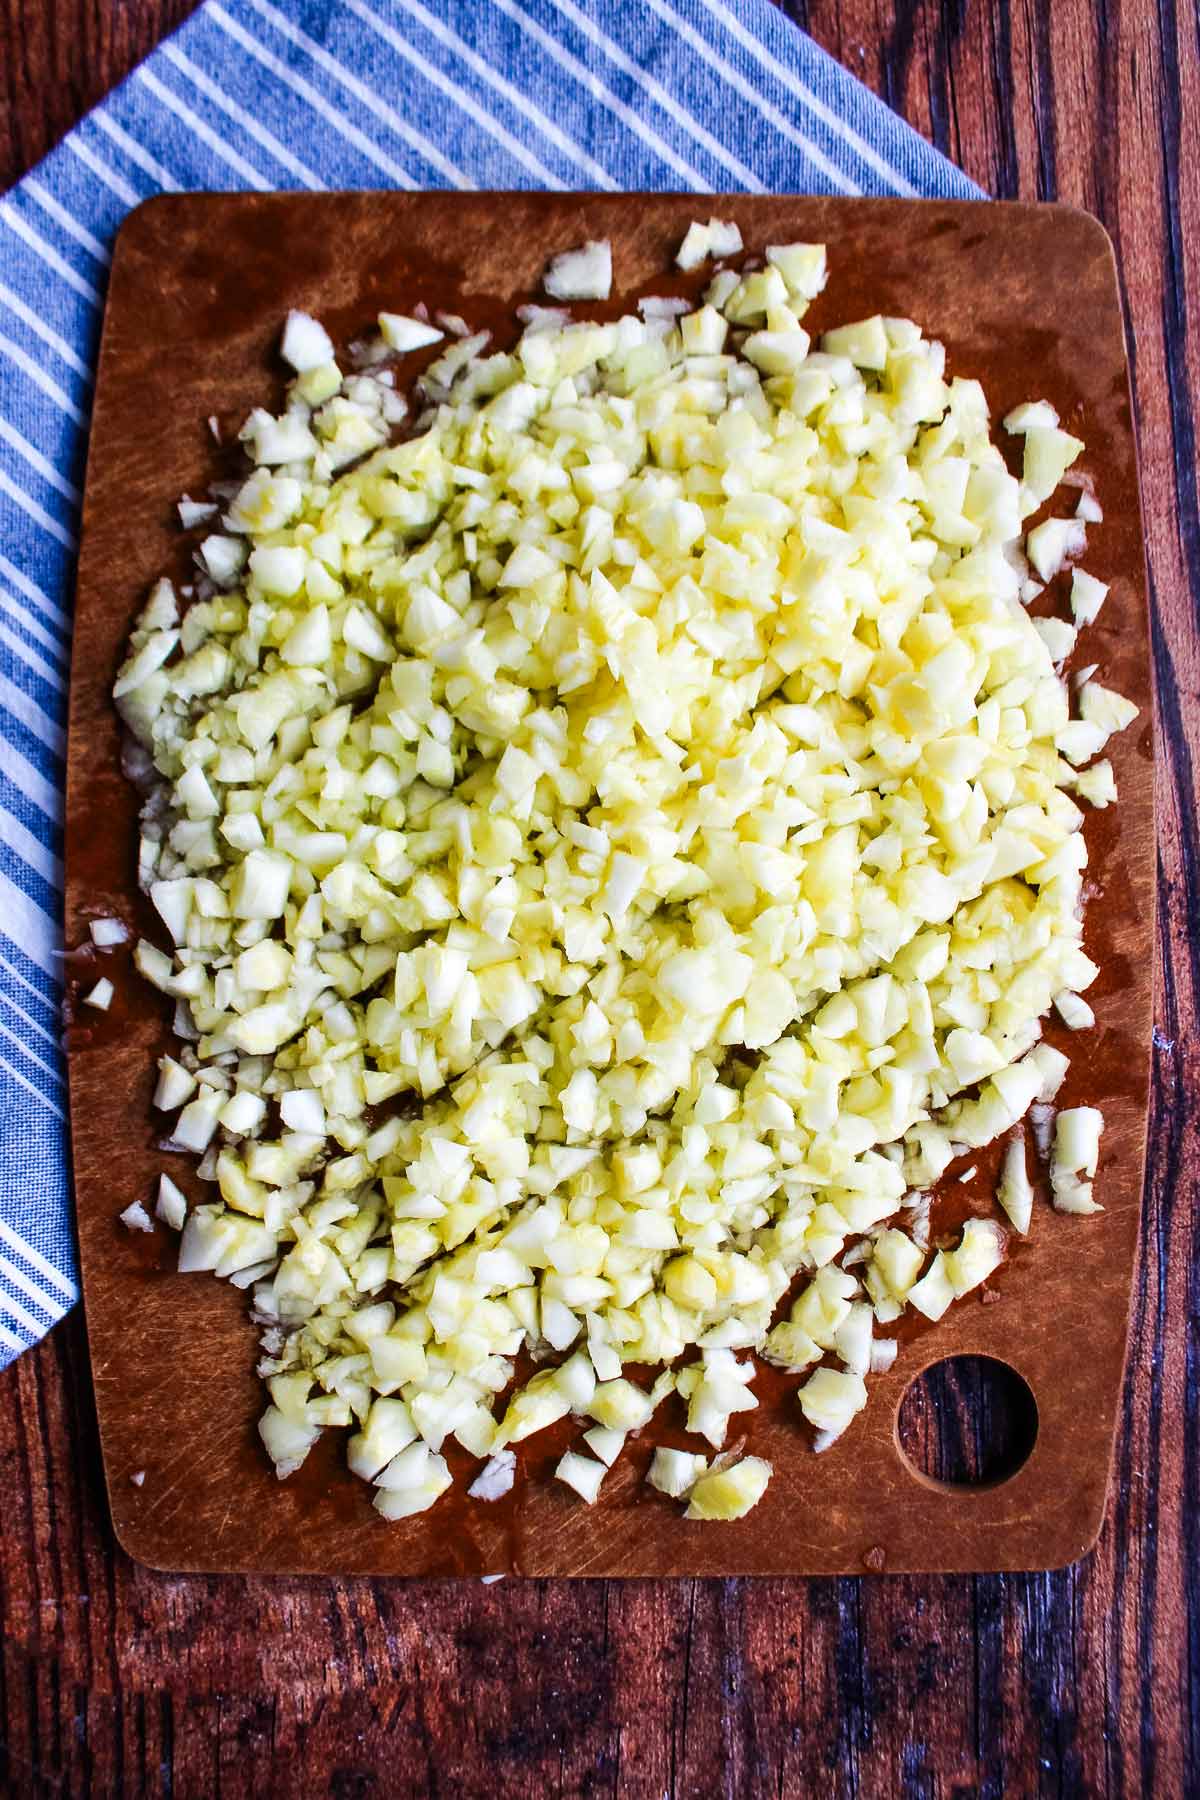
[64,193,1154,1577]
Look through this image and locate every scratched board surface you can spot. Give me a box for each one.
[64,193,1153,1577]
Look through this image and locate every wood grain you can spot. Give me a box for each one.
[2,0,1198,1793]
[65,190,1153,1581]
[0,0,199,192]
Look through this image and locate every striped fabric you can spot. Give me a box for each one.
[0,0,981,1368]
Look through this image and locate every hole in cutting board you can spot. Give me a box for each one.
[896,1356,1037,1489]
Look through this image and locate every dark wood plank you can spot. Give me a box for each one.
[0,0,1197,1793]
[0,0,200,193]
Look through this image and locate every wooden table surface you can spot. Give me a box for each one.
[1,2,1196,1794]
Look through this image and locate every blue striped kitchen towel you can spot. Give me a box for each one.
[0,0,981,1367]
